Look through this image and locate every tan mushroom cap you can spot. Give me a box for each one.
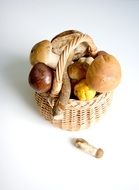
[51,30,82,41]
[51,30,90,60]
[86,54,121,92]
[30,40,59,69]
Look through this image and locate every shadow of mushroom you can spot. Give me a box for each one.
[1,55,38,113]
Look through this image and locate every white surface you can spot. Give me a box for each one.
[0,0,139,190]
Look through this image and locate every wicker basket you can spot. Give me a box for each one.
[34,34,113,131]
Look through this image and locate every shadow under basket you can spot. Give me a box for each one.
[35,92,113,131]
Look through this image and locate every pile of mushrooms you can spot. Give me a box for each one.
[28,30,121,120]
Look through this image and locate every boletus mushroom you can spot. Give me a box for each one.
[86,53,121,92]
[68,60,89,82]
[28,62,53,93]
[30,40,59,69]
[51,30,92,60]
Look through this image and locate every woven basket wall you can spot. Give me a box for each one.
[35,92,113,131]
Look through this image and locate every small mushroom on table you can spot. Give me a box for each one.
[72,138,104,158]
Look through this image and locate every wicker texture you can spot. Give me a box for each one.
[35,92,113,131]
[34,33,113,131]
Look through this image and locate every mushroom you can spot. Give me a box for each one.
[28,62,53,93]
[78,56,94,65]
[72,138,104,158]
[52,64,71,120]
[86,53,121,92]
[68,57,94,82]
[92,50,108,59]
[51,29,82,41]
[51,30,92,60]
[30,40,59,69]
[67,60,89,82]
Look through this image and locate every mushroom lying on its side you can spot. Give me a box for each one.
[30,40,59,69]
[51,30,92,60]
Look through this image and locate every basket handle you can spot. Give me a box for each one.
[50,33,97,97]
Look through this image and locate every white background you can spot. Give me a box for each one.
[0,0,139,190]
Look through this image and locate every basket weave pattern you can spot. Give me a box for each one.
[35,92,113,131]
[34,33,113,131]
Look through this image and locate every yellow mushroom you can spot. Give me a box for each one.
[74,79,96,101]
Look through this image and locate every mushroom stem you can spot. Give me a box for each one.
[47,52,59,69]
[52,71,71,120]
[52,53,73,120]
[72,138,104,158]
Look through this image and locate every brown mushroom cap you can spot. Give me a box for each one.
[28,62,53,93]
[51,30,82,41]
[86,54,121,92]
[51,30,90,60]
[68,60,89,81]
[30,40,51,65]
[92,50,108,59]
[30,40,59,69]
